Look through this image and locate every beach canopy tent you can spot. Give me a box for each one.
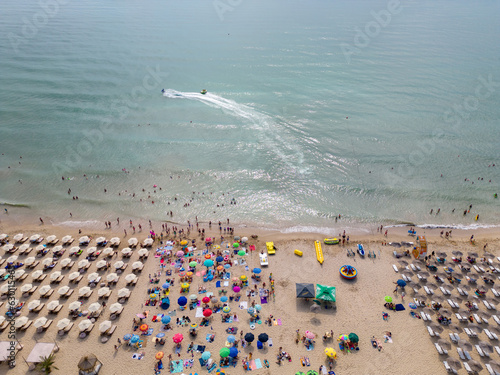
[78,353,103,375]
[315,284,336,303]
[296,283,316,299]
[0,341,19,362]
[26,342,57,363]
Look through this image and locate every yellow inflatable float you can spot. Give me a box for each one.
[314,240,324,264]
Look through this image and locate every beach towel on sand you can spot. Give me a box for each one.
[249,360,257,370]
[255,358,263,369]
[171,360,183,373]
[195,307,204,318]
[239,301,248,309]
[260,297,268,304]
[395,304,405,311]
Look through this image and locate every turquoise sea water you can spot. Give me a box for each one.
[1,0,499,232]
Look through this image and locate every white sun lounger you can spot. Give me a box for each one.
[485,329,498,340]
[475,344,489,357]
[455,313,467,322]
[495,346,500,356]
[424,286,434,295]
[449,333,459,343]
[435,343,447,355]
[410,264,418,272]
[478,266,487,273]
[440,286,451,295]
[493,289,500,298]
[392,265,398,273]
[457,347,465,360]
[427,326,436,337]
[473,313,483,324]
[493,315,500,325]
[448,299,459,309]
[443,361,458,374]
[474,265,482,273]
[464,328,478,338]
[484,300,495,310]
[457,287,468,296]
[464,350,472,360]
[402,274,411,282]
[463,362,475,374]
[421,313,430,321]
[417,274,427,281]
[486,363,500,375]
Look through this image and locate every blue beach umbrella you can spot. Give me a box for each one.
[227,335,236,343]
[220,296,228,303]
[223,264,231,269]
[204,259,214,267]
[253,268,262,274]
[397,279,407,287]
[254,304,262,312]
[201,351,211,360]
[229,347,238,358]
[161,315,171,324]
[247,307,255,315]
[162,282,170,289]
[131,335,140,343]
[216,256,224,262]
[178,296,187,306]
[123,333,132,341]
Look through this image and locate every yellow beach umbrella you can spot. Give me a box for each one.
[240,275,248,281]
[325,347,337,358]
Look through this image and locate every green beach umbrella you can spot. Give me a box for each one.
[295,372,305,375]
[385,296,392,303]
[237,250,246,256]
[315,284,336,302]
[348,333,359,343]
[219,347,230,358]
[307,371,319,375]
[189,261,197,268]
[233,243,239,248]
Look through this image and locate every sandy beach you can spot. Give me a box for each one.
[1,219,500,375]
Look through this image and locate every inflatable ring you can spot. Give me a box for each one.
[224,256,229,261]
[250,324,255,330]
[214,245,220,250]
[339,264,357,280]
[257,320,262,324]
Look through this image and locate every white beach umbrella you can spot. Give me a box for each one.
[30,234,41,242]
[106,273,118,282]
[132,261,143,270]
[121,247,132,255]
[78,286,91,297]
[124,273,137,282]
[1,284,11,293]
[0,269,6,277]
[69,246,80,255]
[35,245,45,252]
[110,237,120,246]
[13,233,24,242]
[96,260,107,269]
[109,302,123,313]
[15,316,29,328]
[57,318,71,329]
[114,261,124,269]
[86,247,97,255]
[34,317,48,328]
[78,319,92,331]
[20,283,32,293]
[6,255,17,263]
[58,286,70,295]
[117,288,130,298]
[19,244,30,252]
[62,235,73,244]
[52,245,63,253]
[14,269,25,279]
[68,271,81,281]
[87,272,100,282]
[68,301,81,311]
[50,271,62,281]
[96,237,106,244]
[88,302,101,313]
[24,257,36,266]
[39,285,52,295]
[138,248,148,257]
[28,299,41,310]
[3,244,15,252]
[42,258,54,267]
[99,320,112,333]
[103,247,114,256]
[47,300,60,311]
[0,234,8,241]
[46,235,57,243]
[0,316,5,325]
[78,259,89,268]
[60,258,72,267]
[143,238,153,246]
[31,270,43,279]
[98,287,110,297]
[241,237,248,243]
[128,238,138,246]
[79,236,90,244]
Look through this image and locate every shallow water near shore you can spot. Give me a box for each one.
[1,0,499,231]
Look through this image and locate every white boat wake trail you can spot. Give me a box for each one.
[162,89,307,174]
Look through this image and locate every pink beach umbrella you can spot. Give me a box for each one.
[305,331,315,340]
[202,296,211,304]
[173,333,183,343]
[176,250,184,257]
[205,237,212,242]
[233,286,241,293]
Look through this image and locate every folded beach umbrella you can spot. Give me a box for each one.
[467,360,483,372]
[34,317,48,329]
[57,318,70,330]
[219,347,230,358]
[201,351,211,360]
[244,333,255,343]
[258,333,269,343]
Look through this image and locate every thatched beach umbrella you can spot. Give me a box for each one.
[437,339,452,350]
[458,339,473,351]
[445,357,462,371]
[78,354,100,372]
